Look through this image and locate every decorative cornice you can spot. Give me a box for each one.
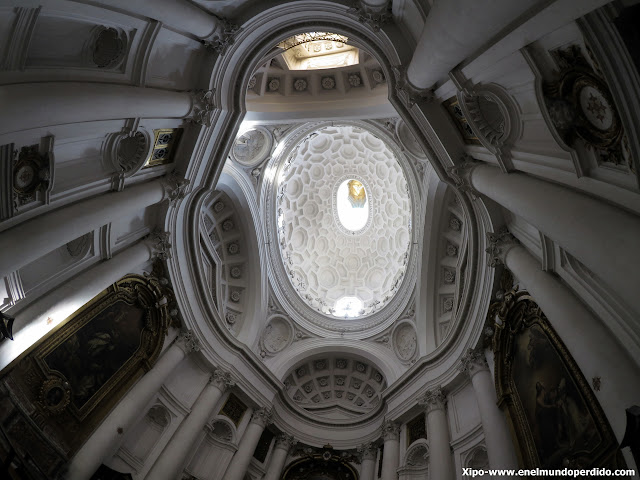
[162,171,190,206]
[380,419,400,441]
[174,329,201,354]
[447,157,482,198]
[210,368,236,392]
[188,89,216,127]
[251,407,273,428]
[419,386,446,413]
[458,347,489,377]
[274,433,297,451]
[357,442,377,460]
[392,65,434,108]
[485,227,520,268]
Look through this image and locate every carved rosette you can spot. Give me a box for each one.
[380,419,400,441]
[458,348,489,377]
[274,433,297,451]
[162,172,190,207]
[420,387,446,414]
[210,368,235,392]
[485,227,520,268]
[251,408,273,428]
[357,442,377,461]
[174,330,201,354]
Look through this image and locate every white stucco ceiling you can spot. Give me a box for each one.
[276,124,412,319]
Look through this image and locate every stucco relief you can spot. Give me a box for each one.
[393,321,417,363]
[260,315,293,356]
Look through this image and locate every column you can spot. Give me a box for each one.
[0,175,186,279]
[460,161,640,316]
[380,420,400,480]
[459,349,519,470]
[223,408,273,480]
[0,238,156,372]
[67,331,200,480]
[262,434,296,480]
[406,0,540,89]
[488,235,640,439]
[420,387,455,480]
[0,83,192,135]
[88,0,221,39]
[145,369,235,480]
[357,442,377,480]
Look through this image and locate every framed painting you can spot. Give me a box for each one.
[493,289,622,470]
[1,273,172,457]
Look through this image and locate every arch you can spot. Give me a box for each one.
[282,456,359,480]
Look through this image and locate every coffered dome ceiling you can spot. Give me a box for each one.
[283,355,386,420]
[275,124,411,320]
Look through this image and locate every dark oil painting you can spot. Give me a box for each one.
[512,323,600,468]
[44,299,145,409]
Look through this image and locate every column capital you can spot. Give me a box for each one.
[486,227,520,268]
[419,386,446,413]
[250,407,273,428]
[274,433,297,452]
[458,348,489,378]
[147,230,172,261]
[357,442,377,461]
[380,419,400,441]
[201,17,241,56]
[347,1,392,32]
[209,368,235,392]
[161,171,190,207]
[391,64,434,108]
[447,157,482,198]
[187,89,216,127]
[174,329,200,354]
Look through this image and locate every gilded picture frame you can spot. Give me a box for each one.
[492,289,621,470]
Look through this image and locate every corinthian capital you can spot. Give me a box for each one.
[162,171,190,207]
[188,89,216,127]
[357,442,377,461]
[380,419,400,441]
[210,368,235,391]
[485,227,520,268]
[147,230,171,261]
[448,157,481,198]
[391,65,434,108]
[174,329,200,354]
[274,433,297,451]
[419,386,446,413]
[458,348,489,377]
[251,407,273,428]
